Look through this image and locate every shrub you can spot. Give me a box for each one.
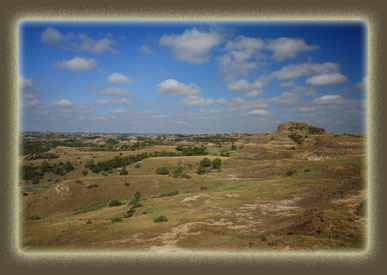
[200,186,208,191]
[75,179,82,184]
[32,177,40,185]
[154,215,168,223]
[64,161,74,172]
[25,215,42,221]
[200,157,211,168]
[22,192,29,196]
[82,169,88,176]
[120,168,128,175]
[156,166,169,175]
[133,190,141,203]
[231,143,237,150]
[288,133,303,144]
[87,184,98,189]
[172,165,185,178]
[159,191,179,197]
[304,169,311,172]
[109,200,122,207]
[197,166,206,175]
[124,182,130,186]
[261,235,267,241]
[134,163,141,168]
[125,208,136,218]
[287,170,295,176]
[212,158,222,169]
[86,219,92,224]
[111,217,122,222]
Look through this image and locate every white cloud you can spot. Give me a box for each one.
[248,109,269,115]
[54,57,97,71]
[94,98,132,105]
[107,72,135,85]
[112,109,127,114]
[160,28,222,64]
[52,99,73,107]
[78,33,118,54]
[280,81,296,88]
[246,90,263,98]
[156,79,201,96]
[41,27,65,44]
[216,98,229,105]
[356,76,367,91]
[306,73,347,86]
[180,96,214,107]
[271,62,340,80]
[139,45,153,54]
[40,27,118,54]
[91,86,131,97]
[265,38,318,61]
[233,96,246,105]
[268,92,299,104]
[19,76,34,89]
[313,94,344,105]
[227,79,252,91]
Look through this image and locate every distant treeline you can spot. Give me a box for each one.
[85,146,208,173]
[188,135,238,143]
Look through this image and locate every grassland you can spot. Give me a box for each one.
[19,122,366,252]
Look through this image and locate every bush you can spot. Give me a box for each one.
[261,235,267,241]
[86,219,93,224]
[32,177,40,185]
[125,208,136,218]
[231,143,237,150]
[288,133,303,144]
[82,169,88,176]
[212,158,222,169]
[26,215,42,221]
[64,161,74,172]
[111,217,122,222]
[304,169,311,172]
[159,191,179,197]
[120,168,128,175]
[200,157,211,168]
[154,215,168,223]
[197,166,206,175]
[133,190,141,203]
[156,166,169,175]
[87,184,98,189]
[109,200,122,207]
[287,170,295,176]
[134,163,141,168]
[200,186,208,191]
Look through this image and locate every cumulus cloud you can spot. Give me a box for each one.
[265,38,318,61]
[40,27,118,54]
[180,95,214,107]
[216,98,229,105]
[54,57,97,71]
[313,94,344,105]
[41,27,68,44]
[19,76,34,89]
[52,99,73,107]
[356,76,367,91]
[94,98,132,105]
[107,72,135,85]
[139,45,153,54]
[306,73,347,86]
[78,33,118,54]
[91,86,131,97]
[156,79,201,96]
[227,79,252,91]
[268,92,299,104]
[271,62,340,80]
[280,81,296,88]
[160,28,222,64]
[112,109,127,114]
[246,90,263,98]
[248,109,269,115]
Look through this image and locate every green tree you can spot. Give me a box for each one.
[200,157,211,168]
[64,161,74,172]
[133,190,141,204]
[212,158,222,169]
[120,167,128,175]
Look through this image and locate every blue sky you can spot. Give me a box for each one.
[19,21,367,134]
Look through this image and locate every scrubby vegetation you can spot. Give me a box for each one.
[154,215,168,223]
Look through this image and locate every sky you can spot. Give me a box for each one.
[18,21,367,134]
